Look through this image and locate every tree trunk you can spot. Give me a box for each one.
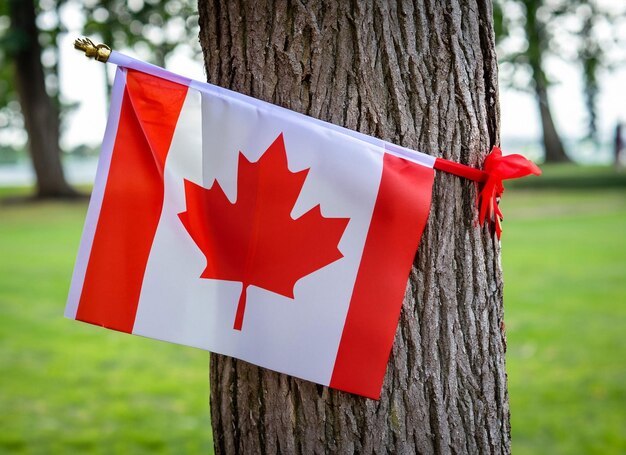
[9,0,78,198]
[534,80,570,163]
[199,1,510,453]
[522,0,570,164]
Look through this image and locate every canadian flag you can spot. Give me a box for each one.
[66,64,436,399]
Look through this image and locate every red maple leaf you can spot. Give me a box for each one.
[178,133,350,330]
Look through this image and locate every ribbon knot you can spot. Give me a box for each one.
[477,147,542,238]
[433,146,541,238]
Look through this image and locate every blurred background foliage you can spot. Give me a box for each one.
[0,0,625,454]
[494,0,626,162]
[0,0,199,198]
[0,0,625,196]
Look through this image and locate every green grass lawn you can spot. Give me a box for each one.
[0,165,624,453]
[501,167,626,454]
[0,196,213,453]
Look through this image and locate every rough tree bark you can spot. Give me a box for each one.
[199,1,510,453]
[8,0,77,198]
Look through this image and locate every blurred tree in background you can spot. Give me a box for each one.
[0,0,198,199]
[81,0,199,97]
[494,0,626,163]
[3,0,76,198]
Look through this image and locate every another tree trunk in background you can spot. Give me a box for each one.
[199,1,510,453]
[9,0,77,198]
[535,81,570,163]
[522,0,571,164]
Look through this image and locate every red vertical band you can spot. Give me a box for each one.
[76,70,188,333]
[330,154,434,399]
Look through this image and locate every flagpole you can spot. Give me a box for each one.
[70,38,497,186]
[71,36,540,238]
[70,37,465,177]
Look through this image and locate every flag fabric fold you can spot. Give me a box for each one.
[66,54,539,399]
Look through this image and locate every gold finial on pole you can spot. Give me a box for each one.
[74,37,111,63]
